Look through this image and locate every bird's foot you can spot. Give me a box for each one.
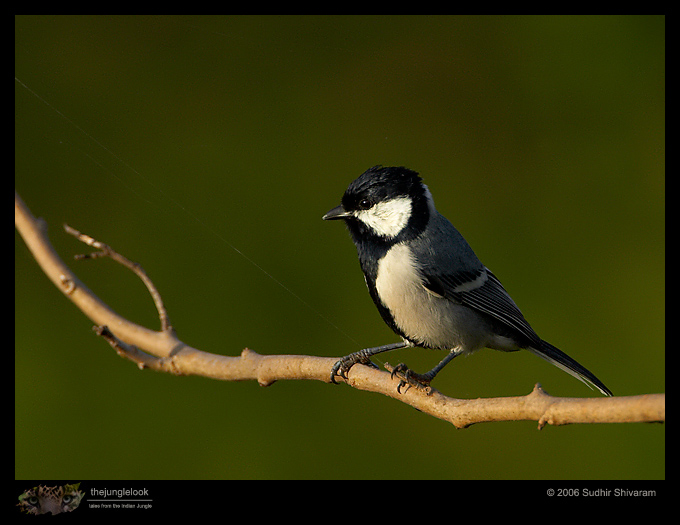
[330,352,379,384]
[385,363,434,395]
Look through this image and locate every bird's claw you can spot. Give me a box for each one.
[330,353,378,384]
[329,359,349,384]
[386,363,434,395]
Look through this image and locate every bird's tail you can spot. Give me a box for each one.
[528,340,612,396]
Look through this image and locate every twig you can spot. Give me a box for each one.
[15,190,665,428]
[63,224,172,333]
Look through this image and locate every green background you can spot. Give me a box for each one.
[16,15,664,479]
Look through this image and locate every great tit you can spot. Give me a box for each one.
[323,165,612,396]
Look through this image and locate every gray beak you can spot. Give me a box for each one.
[322,205,352,221]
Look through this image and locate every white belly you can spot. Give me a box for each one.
[374,243,492,351]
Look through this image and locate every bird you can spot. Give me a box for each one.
[322,165,612,396]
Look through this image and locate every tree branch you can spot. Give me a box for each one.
[15,190,665,429]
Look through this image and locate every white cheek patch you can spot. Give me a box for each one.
[355,197,412,238]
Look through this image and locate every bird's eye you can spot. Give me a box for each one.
[358,199,373,210]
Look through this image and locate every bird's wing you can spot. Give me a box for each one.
[422,266,543,348]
